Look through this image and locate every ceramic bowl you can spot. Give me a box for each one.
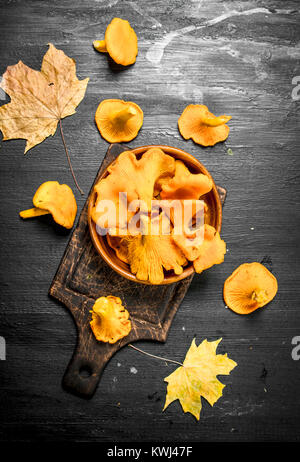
[88,145,222,285]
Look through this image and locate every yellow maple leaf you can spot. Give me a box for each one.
[0,43,89,152]
[0,43,89,193]
[163,338,237,420]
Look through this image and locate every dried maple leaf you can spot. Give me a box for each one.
[0,43,89,193]
[164,338,237,420]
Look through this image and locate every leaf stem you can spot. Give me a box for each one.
[128,344,183,367]
[59,119,84,195]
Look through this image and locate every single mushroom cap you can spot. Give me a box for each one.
[125,213,187,285]
[192,224,226,273]
[223,262,278,315]
[107,235,129,264]
[160,160,213,200]
[93,18,138,66]
[90,296,131,344]
[20,181,77,229]
[178,104,231,146]
[95,99,143,143]
[91,147,175,232]
[172,224,225,267]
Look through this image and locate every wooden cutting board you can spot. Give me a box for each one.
[49,143,226,399]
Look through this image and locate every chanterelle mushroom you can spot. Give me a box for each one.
[95,99,143,143]
[107,235,129,264]
[125,213,187,285]
[178,104,231,146]
[192,224,226,272]
[160,160,213,200]
[19,181,77,229]
[173,223,226,271]
[90,296,131,344]
[91,148,175,233]
[223,262,278,314]
[93,18,138,66]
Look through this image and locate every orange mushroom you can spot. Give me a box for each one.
[19,181,77,229]
[93,18,138,66]
[160,198,206,259]
[172,226,204,262]
[223,262,278,315]
[107,235,129,264]
[95,99,143,143]
[192,224,226,273]
[93,40,107,53]
[172,224,225,265]
[90,295,131,343]
[154,173,174,196]
[125,213,187,284]
[91,148,175,233]
[178,104,231,146]
[160,160,212,200]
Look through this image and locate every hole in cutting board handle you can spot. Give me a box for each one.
[79,365,93,379]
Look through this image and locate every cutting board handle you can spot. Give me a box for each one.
[63,339,104,399]
[62,300,118,399]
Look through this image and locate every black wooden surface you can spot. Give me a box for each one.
[0,0,300,443]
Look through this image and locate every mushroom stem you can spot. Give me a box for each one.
[201,115,231,127]
[19,208,50,219]
[251,289,268,305]
[109,106,137,125]
[93,40,107,53]
[93,297,111,318]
